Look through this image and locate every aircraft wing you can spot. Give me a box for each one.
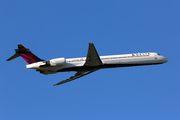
[83,43,103,67]
[53,43,102,86]
[53,69,98,86]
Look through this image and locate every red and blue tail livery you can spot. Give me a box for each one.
[7,44,44,64]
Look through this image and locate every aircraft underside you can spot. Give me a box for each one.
[57,63,162,72]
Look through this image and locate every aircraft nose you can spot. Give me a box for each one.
[163,57,168,63]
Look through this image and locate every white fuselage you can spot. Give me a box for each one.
[26,52,168,75]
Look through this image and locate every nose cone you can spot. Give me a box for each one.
[163,57,168,63]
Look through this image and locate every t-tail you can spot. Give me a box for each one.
[6,44,44,64]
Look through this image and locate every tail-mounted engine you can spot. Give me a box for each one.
[40,58,66,67]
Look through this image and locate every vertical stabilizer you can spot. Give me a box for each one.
[6,44,44,64]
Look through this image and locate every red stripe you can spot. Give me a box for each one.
[20,53,37,64]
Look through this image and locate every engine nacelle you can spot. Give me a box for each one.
[46,58,66,66]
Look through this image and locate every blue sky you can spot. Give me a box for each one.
[1,0,180,120]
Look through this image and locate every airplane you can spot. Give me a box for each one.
[7,43,168,86]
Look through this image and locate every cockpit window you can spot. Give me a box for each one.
[158,54,161,56]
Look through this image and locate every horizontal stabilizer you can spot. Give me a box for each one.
[6,53,20,61]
